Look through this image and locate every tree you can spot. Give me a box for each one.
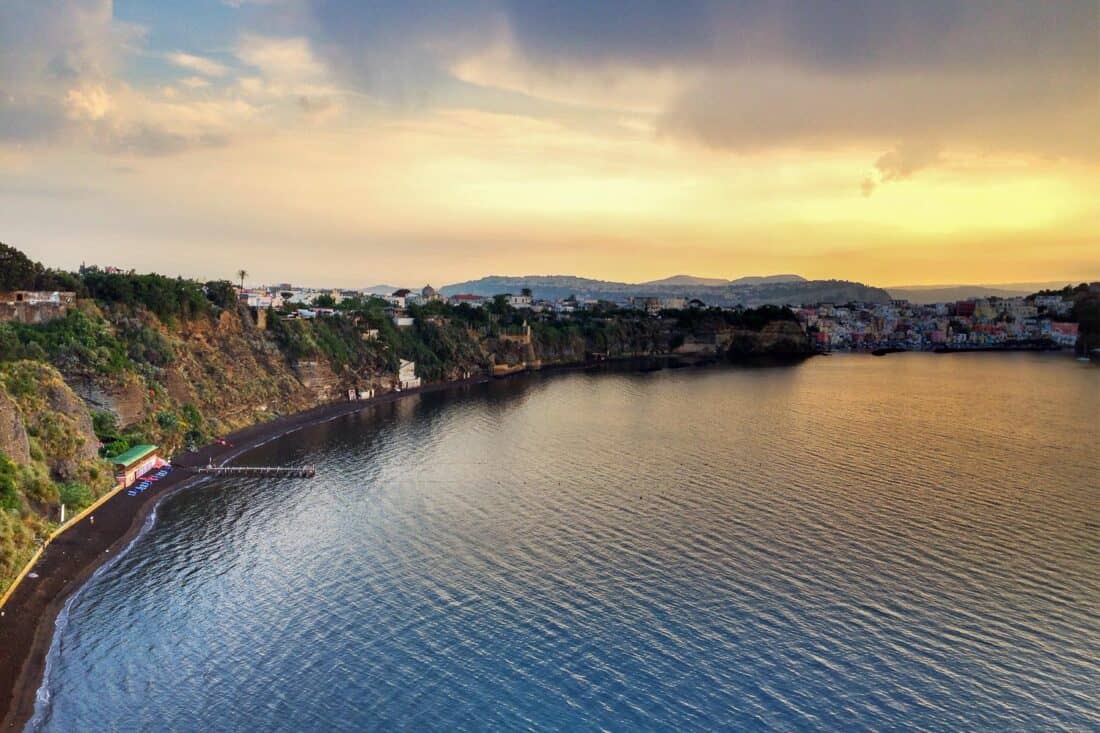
[521,287,533,298]
[0,242,42,291]
[204,280,238,309]
[237,269,248,289]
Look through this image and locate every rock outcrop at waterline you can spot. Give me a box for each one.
[727,321,816,361]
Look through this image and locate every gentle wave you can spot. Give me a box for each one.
[31,354,1100,732]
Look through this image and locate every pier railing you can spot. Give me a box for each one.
[190,465,316,478]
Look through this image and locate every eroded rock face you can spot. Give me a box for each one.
[67,375,148,428]
[0,386,31,464]
[294,360,340,402]
[727,321,814,361]
[758,321,814,354]
[0,361,102,478]
[43,381,100,462]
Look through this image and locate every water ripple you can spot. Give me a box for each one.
[30,354,1100,732]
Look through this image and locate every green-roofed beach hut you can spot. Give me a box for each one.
[108,444,160,487]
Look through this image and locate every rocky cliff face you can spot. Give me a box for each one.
[164,307,315,432]
[2,361,102,480]
[726,321,814,361]
[1,292,813,590]
[78,305,320,447]
[67,373,148,429]
[0,387,30,464]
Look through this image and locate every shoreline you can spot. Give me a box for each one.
[0,347,1077,729]
[0,373,497,731]
[0,355,677,730]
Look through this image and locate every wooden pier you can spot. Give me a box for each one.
[190,465,316,478]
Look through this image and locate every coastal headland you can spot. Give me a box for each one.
[0,241,1092,729]
[0,352,812,730]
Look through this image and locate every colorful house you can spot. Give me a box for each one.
[108,444,160,488]
[1051,322,1079,348]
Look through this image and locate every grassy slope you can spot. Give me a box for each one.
[0,276,807,591]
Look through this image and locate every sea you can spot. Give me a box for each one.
[29,353,1099,731]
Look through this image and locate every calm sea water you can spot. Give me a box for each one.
[31,354,1099,732]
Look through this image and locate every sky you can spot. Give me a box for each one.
[1,1,1097,288]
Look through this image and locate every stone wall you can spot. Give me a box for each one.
[0,301,70,325]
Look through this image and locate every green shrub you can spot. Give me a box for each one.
[157,411,179,431]
[0,453,19,512]
[81,269,210,324]
[58,482,93,512]
[0,311,129,374]
[92,411,121,442]
[105,438,131,457]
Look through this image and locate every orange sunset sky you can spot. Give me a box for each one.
[2,1,1097,287]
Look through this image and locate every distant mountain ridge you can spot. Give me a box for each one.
[361,284,405,295]
[640,274,805,287]
[887,281,1078,304]
[440,274,889,307]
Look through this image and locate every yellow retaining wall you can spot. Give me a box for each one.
[0,481,124,611]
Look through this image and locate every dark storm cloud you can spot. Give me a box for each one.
[298,0,1098,161]
[303,0,494,99]
[499,0,714,67]
[306,0,1097,74]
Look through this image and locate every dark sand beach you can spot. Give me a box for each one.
[0,377,491,730]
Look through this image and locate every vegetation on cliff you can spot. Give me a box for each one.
[1030,282,1100,357]
[0,361,113,590]
[0,242,810,590]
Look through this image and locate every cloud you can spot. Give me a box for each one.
[875,142,941,183]
[64,83,113,120]
[859,142,940,197]
[180,76,211,89]
[165,52,229,78]
[297,95,341,122]
[238,34,325,81]
[0,0,117,143]
[0,1,250,156]
[288,0,1099,169]
[659,65,1098,165]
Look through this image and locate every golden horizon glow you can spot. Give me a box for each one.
[1,1,1097,288]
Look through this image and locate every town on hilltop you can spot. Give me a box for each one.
[227,281,1096,356]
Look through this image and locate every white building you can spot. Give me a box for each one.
[238,290,284,309]
[398,359,421,390]
[386,289,412,308]
[1035,295,1072,316]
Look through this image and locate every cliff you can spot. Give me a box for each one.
[727,321,816,361]
[0,361,114,587]
[0,244,813,591]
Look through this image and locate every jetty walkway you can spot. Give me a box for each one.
[186,465,316,479]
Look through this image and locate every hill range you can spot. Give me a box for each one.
[439,274,890,307]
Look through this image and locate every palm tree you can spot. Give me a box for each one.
[237,269,248,289]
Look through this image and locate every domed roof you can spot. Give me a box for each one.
[422,284,437,297]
